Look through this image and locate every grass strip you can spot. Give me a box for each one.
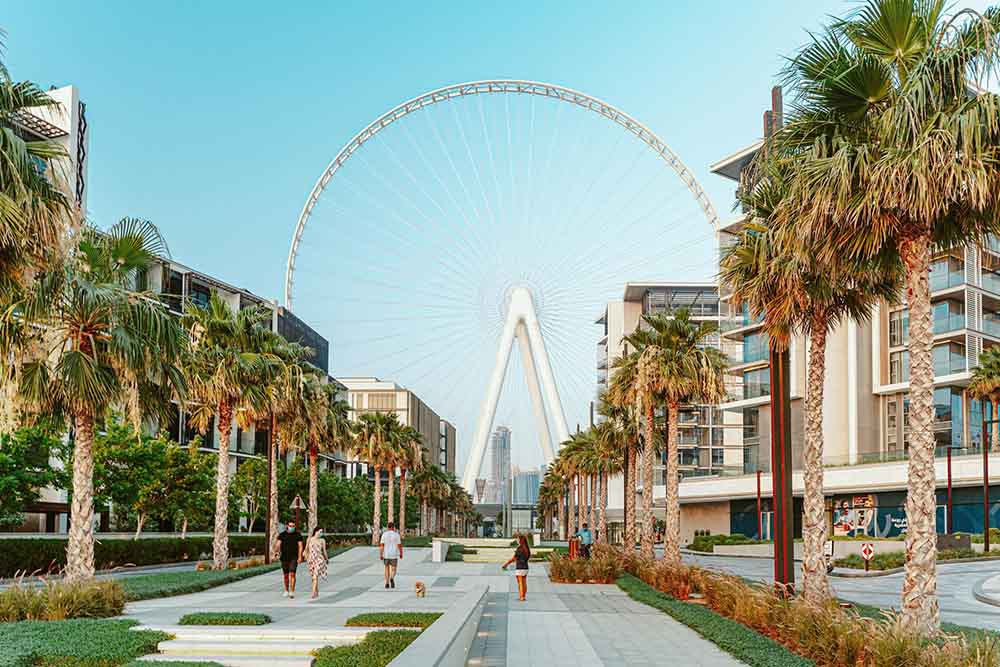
[346,612,441,629]
[401,536,431,547]
[178,612,271,626]
[312,629,421,667]
[120,564,281,601]
[616,574,813,667]
[0,618,167,667]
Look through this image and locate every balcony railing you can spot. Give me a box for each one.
[743,382,770,401]
[984,319,1000,338]
[930,270,964,292]
[933,314,965,334]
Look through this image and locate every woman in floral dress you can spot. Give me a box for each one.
[306,527,329,599]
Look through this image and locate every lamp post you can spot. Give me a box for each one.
[985,413,994,552]
[756,470,763,540]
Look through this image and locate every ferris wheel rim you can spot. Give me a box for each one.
[284,78,720,309]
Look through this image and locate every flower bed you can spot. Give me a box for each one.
[620,549,1000,667]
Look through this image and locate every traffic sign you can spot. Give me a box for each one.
[823,540,833,558]
[860,543,874,561]
[290,495,307,510]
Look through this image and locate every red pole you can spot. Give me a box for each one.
[947,446,953,534]
[985,437,991,552]
[756,470,762,540]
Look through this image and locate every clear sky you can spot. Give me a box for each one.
[5,1,990,475]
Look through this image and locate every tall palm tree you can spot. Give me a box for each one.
[8,218,185,580]
[608,353,641,550]
[183,293,281,569]
[764,0,1000,632]
[352,411,399,544]
[970,347,1000,453]
[397,425,423,536]
[722,215,899,602]
[594,417,625,544]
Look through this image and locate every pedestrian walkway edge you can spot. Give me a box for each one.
[388,585,488,667]
[973,574,1000,608]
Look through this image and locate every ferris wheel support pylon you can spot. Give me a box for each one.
[461,287,569,493]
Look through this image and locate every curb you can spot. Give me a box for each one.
[973,576,1000,608]
[832,555,1000,578]
[681,548,803,562]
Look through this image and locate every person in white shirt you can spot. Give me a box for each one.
[379,522,403,589]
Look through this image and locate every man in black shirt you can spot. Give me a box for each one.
[277,520,304,598]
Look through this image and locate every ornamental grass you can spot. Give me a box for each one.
[548,544,624,583]
[0,576,125,622]
[619,549,1000,667]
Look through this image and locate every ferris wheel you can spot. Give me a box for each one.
[284,80,719,486]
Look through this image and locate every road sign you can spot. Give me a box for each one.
[860,543,874,561]
[290,495,307,510]
[823,540,834,558]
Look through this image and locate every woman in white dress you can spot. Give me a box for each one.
[306,527,328,599]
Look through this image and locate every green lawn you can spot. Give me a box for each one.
[178,612,270,626]
[312,629,421,667]
[616,574,812,667]
[0,619,168,667]
[346,612,441,629]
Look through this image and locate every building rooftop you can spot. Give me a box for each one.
[709,140,762,181]
[622,281,718,302]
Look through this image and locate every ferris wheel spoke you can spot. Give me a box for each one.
[451,103,498,230]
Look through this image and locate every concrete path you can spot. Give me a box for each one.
[121,545,748,666]
[465,565,746,667]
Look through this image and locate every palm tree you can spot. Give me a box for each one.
[183,293,281,569]
[593,417,625,544]
[0,40,73,297]
[763,0,1000,632]
[352,411,399,544]
[411,466,440,536]
[397,425,423,536]
[608,352,641,550]
[8,218,185,580]
[722,213,899,602]
[970,347,1000,453]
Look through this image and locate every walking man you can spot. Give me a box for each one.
[379,521,403,589]
[278,520,304,598]
[574,523,594,559]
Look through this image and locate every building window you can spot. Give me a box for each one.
[887,400,898,448]
[743,331,769,364]
[189,282,211,309]
[889,350,910,384]
[933,300,965,334]
[743,408,759,443]
[934,386,963,449]
[368,392,395,411]
[929,255,964,291]
[711,448,724,466]
[888,309,909,347]
[933,342,965,376]
[743,368,769,400]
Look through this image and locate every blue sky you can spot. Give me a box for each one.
[5,1,990,473]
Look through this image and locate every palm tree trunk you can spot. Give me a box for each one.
[993,400,999,453]
[641,399,655,560]
[624,446,635,549]
[567,479,576,539]
[308,445,318,535]
[576,474,583,534]
[399,469,407,537]
[66,411,96,581]
[181,517,189,540]
[421,499,427,536]
[213,403,233,570]
[802,321,830,603]
[268,426,279,561]
[599,472,608,544]
[372,467,382,546]
[560,487,568,540]
[899,233,939,635]
[664,402,681,565]
[387,468,395,531]
[587,475,597,530]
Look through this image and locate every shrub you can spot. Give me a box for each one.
[0,619,167,667]
[688,533,763,553]
[617,548,1000,666]
[0,578,124,622]
[312,629,421,667]
[346,612,441,629]
[178,612,270,626]
[835,548,1000,571]
[0,535,268,578]
[548,544,623,584]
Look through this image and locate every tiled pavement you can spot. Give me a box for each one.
[124,546,747,666]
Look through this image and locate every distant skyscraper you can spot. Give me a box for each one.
[512,468,543,506]
[489,426,511,504]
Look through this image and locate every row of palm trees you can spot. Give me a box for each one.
[538,308,727,564]
[348,410,475,543]
[717,0,1000,636]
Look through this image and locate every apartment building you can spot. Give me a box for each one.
[338,377,456,475]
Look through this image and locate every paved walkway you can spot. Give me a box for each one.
[122,546,746,666]
[465,565,745,667]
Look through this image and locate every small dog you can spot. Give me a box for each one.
[415,581,426,598]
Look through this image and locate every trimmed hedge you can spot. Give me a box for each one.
[616,574,812,667]
[178,612,270,626]
[0,536,269,578]
[312,629,421,667]
[346,612,441,629]
[0,619,167,667]
[688,534,764,553]
[121,563,282,601]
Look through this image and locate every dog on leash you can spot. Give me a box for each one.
[415,581,426,598]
